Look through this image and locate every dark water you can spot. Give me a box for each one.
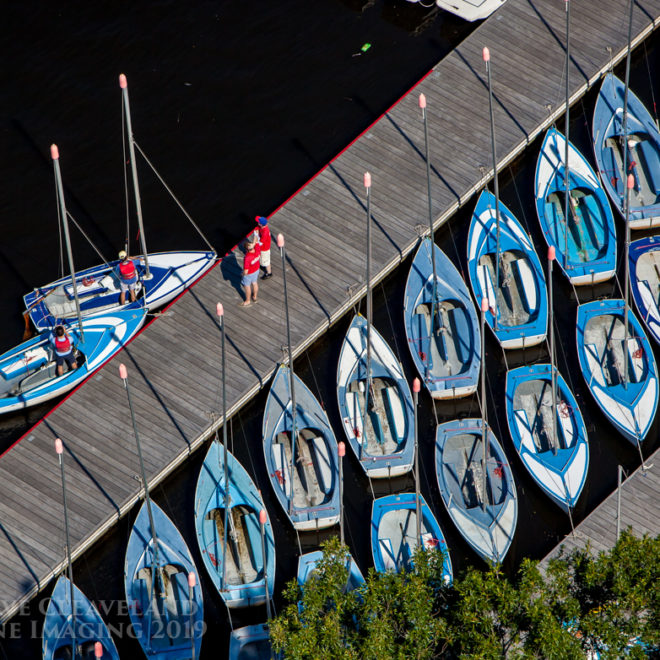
[2,2,659,658]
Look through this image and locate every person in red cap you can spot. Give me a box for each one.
[239,235,261,306]
[255,216,272,279]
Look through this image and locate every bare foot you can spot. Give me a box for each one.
[238,301,252,307]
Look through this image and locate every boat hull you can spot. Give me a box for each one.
[337,314,415,478]
[468,189,548,348]
[505,364,589,512]
[576,299,658,445]
[629,235,660,346]
[404,238,480,399]
[435,418,518,564]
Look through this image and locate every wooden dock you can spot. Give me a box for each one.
[1,0,659,623]
[541,445,660,563]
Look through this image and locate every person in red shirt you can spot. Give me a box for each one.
[117,250,139,305]
[240,236,261,306]
[255,216,272,279]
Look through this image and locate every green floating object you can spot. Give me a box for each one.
[361,43,371,52]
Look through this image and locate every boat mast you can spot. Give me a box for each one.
[259,509,273,621]
[54,438,78,660]
[277,234,297,517]
[419,94,438,339]
[564,0,570,271]
[483,48,501,331]
[413,378,422,546]
[480,297,488,510]
[119,364,164,601]
[119,74,151,279]
[548,246,558,454]
[621,0,634,214]
[187,572,197,660]
[624,174,634,387]
[217,303,230,591]
[364,172,373,457]
[51,145,84,342]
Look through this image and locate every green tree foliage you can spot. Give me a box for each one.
[270,532,659,659]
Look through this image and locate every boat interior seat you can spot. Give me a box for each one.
[639,279,660,313]
[584,343,607,387]
[64,278,110,300]
[478,263,498,315]
[272,443,291,499]
[310,436,332,494]
[0,346,51,382]
[345,390,364,444]
[510,258,537,314]
[16,362,59,393]
[383,386,405,442]
[625,337,645,383]
[447,306,469,365]
[513,409,536,454]
[378,537,397,571]
[413,305,433,372]
[635,138,660,197]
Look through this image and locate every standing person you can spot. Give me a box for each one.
[255,215,272,279]
[50,324,77,376]
[118,250,139,305]
[240,236,261,306]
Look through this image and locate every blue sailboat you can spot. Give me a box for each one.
[194,441,275,608]
[576,299,658,446]
[297,549,364,592]
[435,418,517,564]
[629,235,660,345]
[337,314,414,478]
[0,307,146,414]
[505,365,589,512]
[467,189,548,349]
[404,238,480,399]
[25,251,216,331]
[42,575,119,660]
[534,127,617,284]
[370,493,452,582]
[229,624,274,660]
[592,73,660,229]
[125,501,204,660]
[263,365,340,531]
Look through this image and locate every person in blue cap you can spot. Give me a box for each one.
[255,216,272,279]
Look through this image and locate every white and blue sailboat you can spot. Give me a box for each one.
[370,493,452,581]
[297,549,364,592]
[534,128,617,285]
[576,299,658,447]
[229,624,274,660]
[337,315,415,478]
[592,73,660,229]
[505,365,588,512]
[404,238,481,399]
[24,73,216,332]
[194,442,275,608]
[467,189,548,349]
[263,365,340,532]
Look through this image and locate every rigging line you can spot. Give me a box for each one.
[55,175,65,281]
[65,211,110,267]
[236,409,258,478]
[132,140,216,253]
[122,96,130,254]
[507,165,534,237]
[642,40,659,127]
[380,281,402,360]
[305,351,325,410]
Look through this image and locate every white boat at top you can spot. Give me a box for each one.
[407,0,506,21]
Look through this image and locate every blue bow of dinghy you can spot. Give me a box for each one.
[42,576,119,660]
